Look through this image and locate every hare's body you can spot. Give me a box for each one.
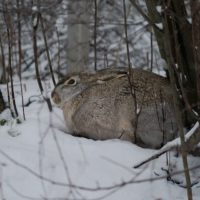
[52,68,177,148]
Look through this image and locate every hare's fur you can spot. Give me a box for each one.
[52,68,177,148]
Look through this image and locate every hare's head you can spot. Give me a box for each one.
[51,74,88,106]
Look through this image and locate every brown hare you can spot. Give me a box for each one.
[51,68,177,148]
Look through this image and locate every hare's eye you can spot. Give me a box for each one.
[67,79,76,85]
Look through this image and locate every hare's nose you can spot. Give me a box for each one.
[51,90,61,104]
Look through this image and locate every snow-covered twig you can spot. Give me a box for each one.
[134,122,200,168]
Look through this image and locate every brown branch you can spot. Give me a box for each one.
[94,0,97,71]
[32,12,43,93]
[17,0,26,120]
[56,28,61,74]
[39,12,56,86]
[4,3,18,118]
[129,0,162,32]
[150,29,153,71]
[0,34,6,83]
[32,11,52,112]
[123,0,139,142]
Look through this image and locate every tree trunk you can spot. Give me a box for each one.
[191,0,200,110]
[144,0,197,124]
[67,0,92,73]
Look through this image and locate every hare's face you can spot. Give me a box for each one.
[51,75,87,106]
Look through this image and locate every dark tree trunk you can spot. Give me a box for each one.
[191,0,200,110]
[0,89,5,113]
[143,2,200,199]
[145,0,198,124]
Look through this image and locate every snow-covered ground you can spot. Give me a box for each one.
[0,79,200,200]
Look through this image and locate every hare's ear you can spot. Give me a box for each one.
[96,72,127,84]
[64,75,80,86]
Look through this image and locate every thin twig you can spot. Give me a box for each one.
[39,12,56,86]
[17,0,26,120]
[123,0,140,142]
[94,0,97,70]
[150,29,153,71]
[32,10,52,112]
[0,34,6,83]
[56,28,61,75]
[4,3,18,118]
[129,0,162,32]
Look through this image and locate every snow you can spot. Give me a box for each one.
[156,6,162,13]
[0,79,200,200]
[32,6,38,12]
[157,121,199,154]
[156,23,163,30]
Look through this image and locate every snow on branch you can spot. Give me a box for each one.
[134,122,200,168]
